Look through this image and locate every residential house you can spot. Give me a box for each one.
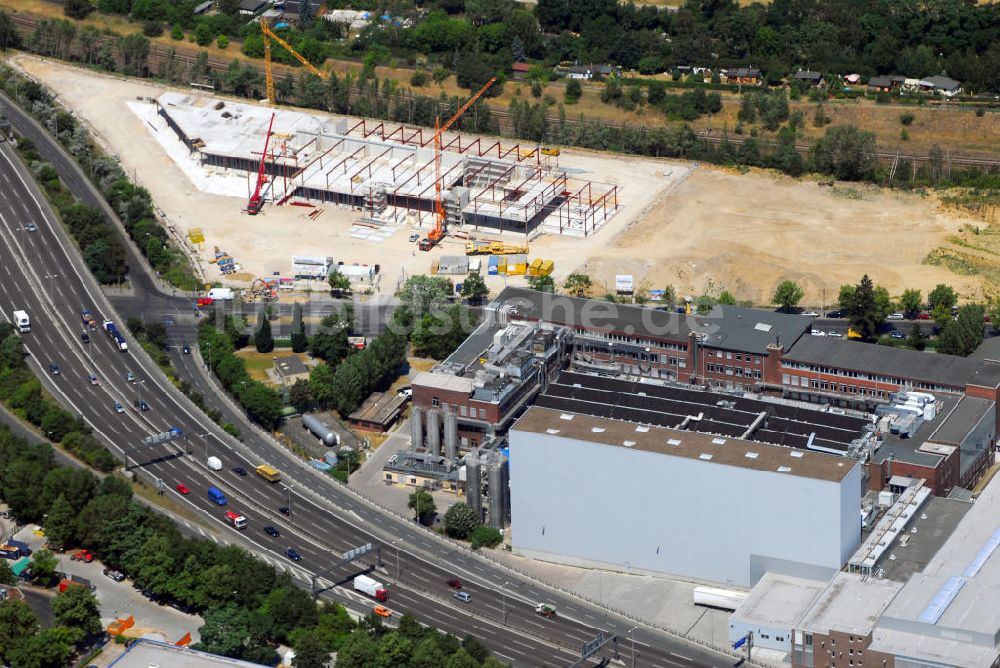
[511,62,532,80]
[193,0,213,15]
[557,63,617,81]
[792,70,824,87]
[723,67,761,85]
[867,75,896,93]
[922,74,962,97]
[238,0,267,16]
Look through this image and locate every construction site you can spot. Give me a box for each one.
[155,90,619,240]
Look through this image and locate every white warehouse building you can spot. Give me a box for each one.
[509,407,863,587]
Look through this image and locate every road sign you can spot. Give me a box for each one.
[733,636,747,650]
[341,543,373,561]
[582,633,605,659]
[142,427,183,446]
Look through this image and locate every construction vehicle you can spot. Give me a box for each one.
[260,21,327,107]
[465,240,529,255]
[534,603,556,618]
[246,112,275,215]
[80,309,97,330]
[540,147,561,157]
[847,328,863,339]
[421,77,497,251]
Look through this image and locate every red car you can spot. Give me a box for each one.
[71,549,94,563]
[176,483,190,495]
[196,297,213,307]
[446,579,462,589]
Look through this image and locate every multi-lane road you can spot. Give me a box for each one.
[0,118,735,666]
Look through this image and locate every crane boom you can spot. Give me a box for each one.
[247,112,276,215]
[260,21,326,106]
[428,77,496,245]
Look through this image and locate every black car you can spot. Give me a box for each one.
[49,363,60,375]
[826,309,847,318]
[279,506,290,516]
[264,526,280,537]
[133,399,150,412]
[232,467,247,476]
[182,344,190,354]
[103,568,125,582]
[286,547,302,562]
[81,331,90,343]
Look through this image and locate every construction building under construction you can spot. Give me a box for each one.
[155,91,619,237]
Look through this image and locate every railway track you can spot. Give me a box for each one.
[9,11,1000,171]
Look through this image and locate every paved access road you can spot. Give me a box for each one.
[0,116,735,668]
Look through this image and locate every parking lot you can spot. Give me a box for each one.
[13,526,203,645]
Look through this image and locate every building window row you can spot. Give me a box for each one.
[711,350,762,365]
[573,327,684,351]
[781,362,957,393]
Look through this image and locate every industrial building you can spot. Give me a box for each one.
[155,92,618,236]
[509,406,863,586]
[411,288,999,497]
[108,639,270,667]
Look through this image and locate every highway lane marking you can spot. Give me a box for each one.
[669,652,694,662]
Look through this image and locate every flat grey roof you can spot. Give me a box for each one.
[876,496,972,583]
[412,371,475,394]
[797,572,902,636]
[492,287,812,355]
[274,355,308,376]
[785,336,1000,390]
[348,391,408,424]
[109,639,265,667]
[930,395,994,445]
[443,322,501,367]
[732,572,826,626]
[873,393,961,468]
[514,406,858,483]
[871,477,1000,665]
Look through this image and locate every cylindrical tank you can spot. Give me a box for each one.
[426,409,441,457]
[302,414,339,446]
[466,450,482,521]
[444,409,458,461]
[411,405,424,449]
[488,453,508,529]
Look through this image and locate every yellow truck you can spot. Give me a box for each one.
[255,464,281,483]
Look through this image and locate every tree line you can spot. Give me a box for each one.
[0,422,505,667]
[0,64,201,290]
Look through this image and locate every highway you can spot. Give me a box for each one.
[0,126,735,665]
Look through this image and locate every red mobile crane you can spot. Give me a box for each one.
[246,112,276,215]
[418,77,497,251]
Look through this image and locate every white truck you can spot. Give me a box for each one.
[353,574,388,601]
[207,456,223,471]
[208,288,234,301]
[12,310,29,333]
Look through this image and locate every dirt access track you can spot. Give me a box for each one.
[11,56,985,306]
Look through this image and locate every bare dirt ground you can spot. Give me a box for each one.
[10,55,987,306]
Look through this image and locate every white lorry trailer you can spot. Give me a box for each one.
[353,575,388,601]
[12,310,29,333]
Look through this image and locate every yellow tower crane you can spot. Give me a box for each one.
[260,21,326,106]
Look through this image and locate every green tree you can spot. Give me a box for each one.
[196,605,273,663]
[928,284,957,311]
[460,273,489,305]
[310,313,350,363]
[194,23,213,47]
[328,269,351,294]
[563,273,593,297]
[375,633,414,668]
[0,599,40,664]
[837,284,856,310]
[6,627,72,668]
[238,382,283,431]
[52,585,102,637]
[64,0,93,20]
[900,289,923,319]
[398,275,453,316]
[470,525,503,549]
[445,647,481,668]
[772,280,804,311]
[298,0,314,26]
[565,78,582,104]
[411,635,447,668]
[0,559,14,585]
[335,631,377,668]
[810,125,878,181]
[0,10,24,51]
[408,489,437,524]
[848,275,880,340]
[29,549,59,587]
[254,311,274,353]
[289,378,312,413]
[461,635,489,664]
[309,362,338,410]
[527,275,555,292]
[44,493,79,549]
[908,322,927,351]
[936,304,985,357]
[290,303,307,353]
[444,502,480,539]
[411,305,478,360]
[293,629,331,668]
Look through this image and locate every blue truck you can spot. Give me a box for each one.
[0,539,32,560]
[207,487,228,505]
[102,319,128,352]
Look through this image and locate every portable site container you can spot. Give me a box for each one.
[488,255,500,275]
[526,258,543,276]
[538,259,554,276]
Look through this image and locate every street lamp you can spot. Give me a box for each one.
[390,540,401,581]
[500,580,511,624]
[282,483,292,522]
[628,625,638,668]
[134,379,147,411]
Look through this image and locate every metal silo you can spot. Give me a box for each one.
[444,408,458,461]
[426,408,441,457]
[411,405,423,449]
[488,452,509,529]
[465,450,482,521]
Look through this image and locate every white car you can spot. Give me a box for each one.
[801,311,819,317]
[828,331,843,338]
[810,329,826,337]
[887,313,905,320]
